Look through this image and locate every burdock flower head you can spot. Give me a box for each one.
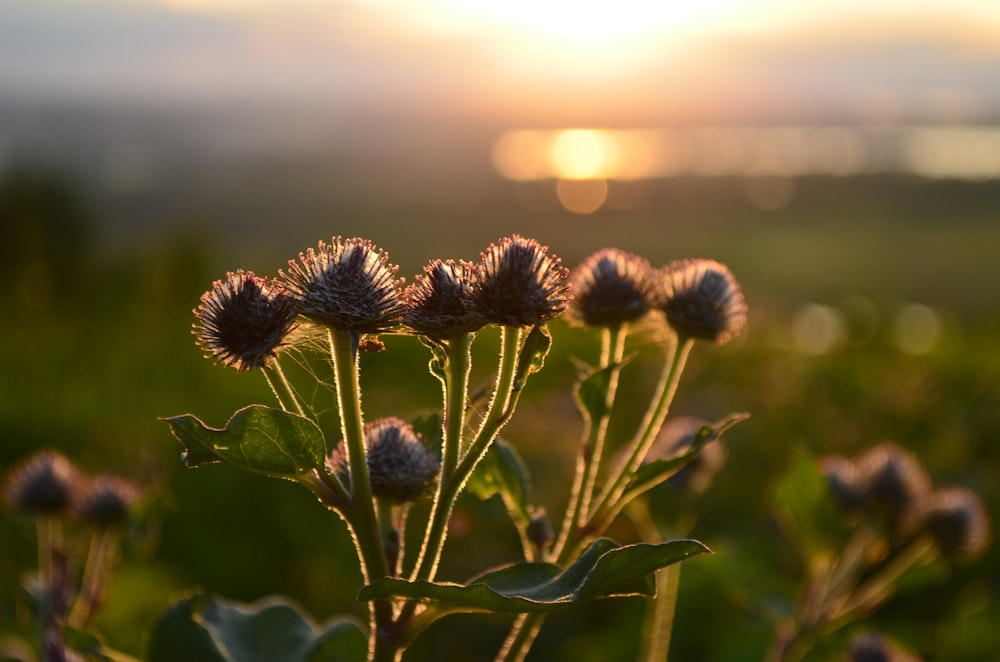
[403,259,486,340]
[281,236,405,334]
[921,486,990,563]
[3,450,79,515]
[567,248,657,328]
[856,443,932,538]
[194,270,297,371]
[821,455,867,513]
[659,259,747,344]
[364,418,440,503]
[74,475,142,529]
[473,235,571,327]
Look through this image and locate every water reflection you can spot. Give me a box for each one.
[493,125,1000,212]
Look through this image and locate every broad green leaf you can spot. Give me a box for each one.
[626,413,749,498]
[162,405,326,478]
[466,436,532,526]
[148,594,366,662]
[305,620,369,662]
[359,538,709,614]
[147,596,225,662]
[63,627,140,662]
[513,325,551,392]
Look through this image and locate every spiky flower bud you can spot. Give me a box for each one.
[280,237,404,333]
[821,455,867,513]
[403,259,486,339]
[366,418,440,503]
[848,632,923,662]
[473,235,571,327]
[74,475,141,529]
[659,259,747,344]
[193,270,297,371]
[567,248,657,328]
[921,486,990,563]
[856,443,931,538]
[3,450,78,515]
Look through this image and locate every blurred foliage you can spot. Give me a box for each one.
[1,165,998,660]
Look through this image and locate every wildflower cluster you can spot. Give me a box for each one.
[169,234,751,662]
[771,443,990,662]
[2,450,143,659]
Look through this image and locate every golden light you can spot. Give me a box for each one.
[549,129,616,180]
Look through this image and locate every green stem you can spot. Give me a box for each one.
[328,328,395,661]
[395,327,523,649]
[831,536,937,621]
[554,324,627,561]
[496,613,545,662]
[580,336,693,557]
[411,326,522,583]
[67,530,114,628]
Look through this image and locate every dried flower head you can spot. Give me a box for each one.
[856,443,932,537]
[193,270,297,371]
[848,632,923,662]
[403,259,486,339]
[3,450,78,515]
[74,475,141,528]
[473,235,571,327]
[567,248,657,328]
[921,486,990,563]
[659,259,747,343]
[821,455,867,513]
[281,236,404,333]
[365,418,440,503]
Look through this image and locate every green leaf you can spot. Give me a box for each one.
[359,538,709,615]
[148,594,366,662]
[573,362,616,425]
[162,405,327,479]
[625,413,749,498]
[513,325,551,392]
[466,436,532,526]
[409,411,444,456]
[305,620,370,662]
[63,627,140,662]
[419,336,449,386]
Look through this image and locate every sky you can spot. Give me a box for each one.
[3,0,1000,124]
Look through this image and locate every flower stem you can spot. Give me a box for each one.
[582,336,693,555]
[554,324,627,560]
[496,613,545,662]
[67,530,115,628]
[411,326,522,584]
[328,328,395,661]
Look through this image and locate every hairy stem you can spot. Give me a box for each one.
[554,324,627,561]
[328,328,395,661]
[581,336,693,555]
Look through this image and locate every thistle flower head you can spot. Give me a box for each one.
[193,270,297,371]
[74,474,141,529]
[364,417,440,503]
[280,236,404,333]
[3,450,78,515]
[567,248,657,328]
[473,235,571,327]
[659,259,747,344]
[821,455,867,513]
[848,633,923,662]
[856,443,932,537]
[403,259,486,339]
[921,486,990,563]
